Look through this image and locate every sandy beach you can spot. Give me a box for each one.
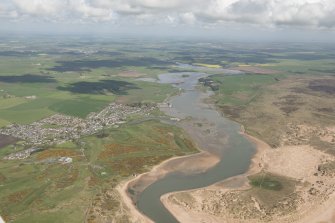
[116,122,265,223]
[160,130,271,223]
[116,70,335,223]
[116,139,220,223]
[118,119,335,223]
[162,129,335,223]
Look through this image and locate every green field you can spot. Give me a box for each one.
[249,173,284,191]
[0,40,179,125]
[1,39,335,222]
[247,172,299,210]
[204,49,335,147]
[0,75,174,125]
[209,74,282,107]
[0,120,197,222]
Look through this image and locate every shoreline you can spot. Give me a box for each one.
[117,123,270,223]
[116,72,275,223]
[117,77,270,223]
[160,130,272,223]
[116,150,220,223]
[162,130,335,223]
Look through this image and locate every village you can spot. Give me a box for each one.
[0,103,155,160]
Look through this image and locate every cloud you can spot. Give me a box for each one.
[200,0,335,28]
[13,0,63,17]
[180,12,196,25]
[1,0,335,28]
[135,0,182,9]
[69,0,116,21]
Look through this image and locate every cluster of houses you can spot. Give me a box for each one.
[3,147,42,160]
[0,103,155,147]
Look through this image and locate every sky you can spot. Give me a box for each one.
[0,0,335,41]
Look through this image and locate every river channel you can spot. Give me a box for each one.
[134,72,256,223]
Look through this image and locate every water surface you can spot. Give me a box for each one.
[136,72,256,223]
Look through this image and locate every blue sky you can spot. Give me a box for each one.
[0,0,335,40]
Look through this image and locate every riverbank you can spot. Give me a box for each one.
[161,130,271,223]
[117,119,262,223]
[116,118,221,223]
[117,151,220,223]
[116,67,335,223]
[117,72,257,223]
[162,130,335,223]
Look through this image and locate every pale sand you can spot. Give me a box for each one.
[117,115,224,223]
[116,151,220,223]
[117,117,335,223]
[117,123,268,223]
[116,180,153,223]
[162,130,335,223]
[297,194,335,223]
[161,130,271,223]
[263,145,331,179]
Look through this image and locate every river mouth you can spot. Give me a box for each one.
[130,72,256,223]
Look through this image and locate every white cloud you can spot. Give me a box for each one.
[199,0,335,28]
[13,0,64,16]
[69,0,117,21]
[180,12,196,25]
[1,0,335,28]
[135,0,182,9]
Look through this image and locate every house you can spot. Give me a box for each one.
[58,157,73,164]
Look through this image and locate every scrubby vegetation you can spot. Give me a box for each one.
[206,74,335,148]
[1,38,335,223]
[0,120,197,222]
[249,174,283,191]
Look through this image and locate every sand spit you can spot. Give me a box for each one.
[127,151,220,200]
[163,129,335,223]
[116,180,153,223]
[116,115,224,222]
[160,130,271,223]
[117,151,219,223]
[116,111,335,223]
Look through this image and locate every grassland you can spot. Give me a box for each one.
[1,39,335,223]
[209,74,282,108]
[0,120,197,223]
[249,173,284,191]
[0,38,192,222]
[220,172,300,219]
[247,172,298,204]
[2,40,333,128]
[176,44,335,222]
[0,39,179,126]
[0,76,175,124]
[207,64,335,148]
